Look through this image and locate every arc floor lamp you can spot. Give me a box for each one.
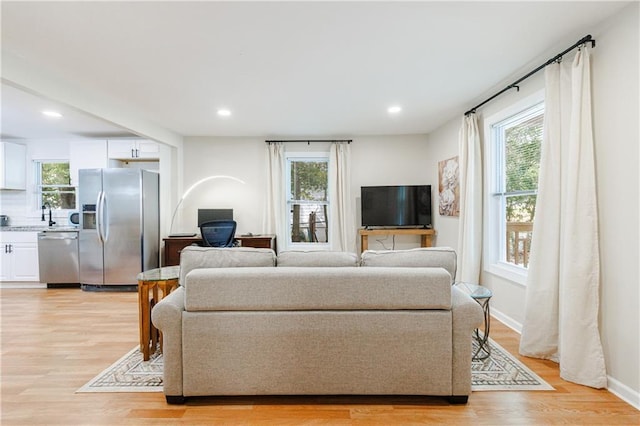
[168,175,246,237]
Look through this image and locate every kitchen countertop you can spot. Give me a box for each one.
[0,225,79,232]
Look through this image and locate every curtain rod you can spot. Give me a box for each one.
[265,139,352,144]
[464,34,596,116]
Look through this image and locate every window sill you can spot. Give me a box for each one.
[485,262,527,287]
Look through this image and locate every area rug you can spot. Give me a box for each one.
[471,337,553,391]
[77,337,553,393]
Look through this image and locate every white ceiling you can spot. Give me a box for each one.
[0,84,139,140]
[0,1,630,140]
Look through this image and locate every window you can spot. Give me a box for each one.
[486,99,543,283]
[285,153,329,247]
[35,160,76,210]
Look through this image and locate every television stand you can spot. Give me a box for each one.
[358,228,435,253]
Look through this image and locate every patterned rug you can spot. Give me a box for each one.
[471,337,553,391]
[77,337,553,393]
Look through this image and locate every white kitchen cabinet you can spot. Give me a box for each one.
[0,232,39,282]
[69,140,109,186]
[108,140,159,160]
[0,141,27,190]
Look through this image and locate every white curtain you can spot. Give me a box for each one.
[519,47,606,388]
[456,114,483,283]
[328,142,355,252]
[264,142,287,251]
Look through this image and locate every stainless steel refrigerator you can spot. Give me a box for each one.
[79,168,159,290]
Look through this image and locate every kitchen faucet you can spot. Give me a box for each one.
[41,203,56,227]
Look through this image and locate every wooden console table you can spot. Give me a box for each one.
[359,228,435,252]
[163,234,277,266]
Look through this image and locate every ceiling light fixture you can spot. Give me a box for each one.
[217,109,231,117]
[387,106,402,114]
[42,110,63,118]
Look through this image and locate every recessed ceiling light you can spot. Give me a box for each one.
[387,106,402,114]
[42,110,63,118]
[217,109,231,117]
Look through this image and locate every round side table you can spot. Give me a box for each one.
[454,282,492,360]
[137,266,180,360]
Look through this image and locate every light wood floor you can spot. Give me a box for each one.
[1,288,637,425]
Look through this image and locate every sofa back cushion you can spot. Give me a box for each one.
[360,247,457,283]
[277,250,358,267]
[184,266,452,311]
[179,246,275,285]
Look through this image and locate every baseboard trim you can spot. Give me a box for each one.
[607,375,640,411]
[491,308,639,411]
[490,307,523,334]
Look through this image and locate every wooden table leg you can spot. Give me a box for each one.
[137,280,152,361]
[150,284,159,355]
[421,234,433,247]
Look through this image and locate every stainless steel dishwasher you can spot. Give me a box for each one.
[37,231,80,286]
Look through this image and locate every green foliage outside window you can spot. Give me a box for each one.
[289,161,328,201]
[289,160,328,244]
[504,114,542,222]
[38,162,76,210]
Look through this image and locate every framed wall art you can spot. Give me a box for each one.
[438,156,460,217]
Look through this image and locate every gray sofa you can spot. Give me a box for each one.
[152,247,483,404]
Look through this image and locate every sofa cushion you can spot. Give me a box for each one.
[179,246,275,286]
[184,266,452,311]
[360,247,457,283]
[276,250,358,267]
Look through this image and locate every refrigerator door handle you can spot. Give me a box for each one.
[96,191,105,244]
[102,193,109,242]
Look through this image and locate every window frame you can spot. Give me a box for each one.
[33,159,77,214]
[483,90,544,286]
[284,151,330,251]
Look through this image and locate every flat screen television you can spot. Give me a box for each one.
[361,185,432,228]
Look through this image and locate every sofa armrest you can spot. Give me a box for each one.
[151,286,185,397]
[451,286,484,396]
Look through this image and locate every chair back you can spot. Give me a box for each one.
[199,220,237,247]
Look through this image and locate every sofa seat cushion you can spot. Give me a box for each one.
[179,246,276,285]
[276,250,358,267]
[184,266,452,311]
[361,247,457,283]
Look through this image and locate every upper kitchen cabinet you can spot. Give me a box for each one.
[69,140,109,186]
[0,141,27,190]
[108,139,159,160]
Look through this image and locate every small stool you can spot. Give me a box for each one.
[454,282,492,360]
[137,266,180,361]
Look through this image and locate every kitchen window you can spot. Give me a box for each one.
[34,160,76,210]
[485,93,543,285]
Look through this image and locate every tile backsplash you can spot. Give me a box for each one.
[0,190,69,226]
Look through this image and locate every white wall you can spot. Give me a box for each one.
[350,135,430,251]
[421,118,462,250]
[590,3,639,404]
[178,134,432,251]
[424,2,639,406]
[179,137,268,237]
